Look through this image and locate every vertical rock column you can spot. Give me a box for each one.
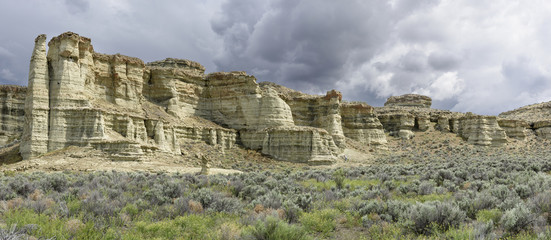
[46,32,93,151]
[21,34,50,160]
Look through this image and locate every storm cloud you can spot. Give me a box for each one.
[1,0,551,115]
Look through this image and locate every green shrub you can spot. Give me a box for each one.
[333,169,346,190]
[247,216,311,240]
[476,209,502,223]
[299,208,338,236]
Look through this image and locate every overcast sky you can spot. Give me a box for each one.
[1,0,551,115]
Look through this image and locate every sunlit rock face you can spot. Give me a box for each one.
[458,114,507,146]
[20,32,236,161]
[14,31,545,163]
[340,102,387,147]
[18,32,367,163]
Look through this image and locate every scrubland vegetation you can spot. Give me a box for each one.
[2,152,551,239]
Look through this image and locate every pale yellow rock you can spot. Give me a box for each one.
[458,114,507,146]
[241,126,338,164]
[384,94,432,108]
[340,102,387,147]
[20,34,50,159]
[497,119,530,140]
[0,86,26,146]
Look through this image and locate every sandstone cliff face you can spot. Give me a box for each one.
[533,121,551,139]
[340,102,386,147]
[20,35,50,159]
[497,119,530,140]
[0,86,26,146]
[275,89,346,149]
[202,72,341,163]
[260,82,388,151]
[458,114,507,146]
[17,32,359,163]
[384,94,432,108]
[21,32,238,161]
[498,101,551,140]
[12,32,545,163]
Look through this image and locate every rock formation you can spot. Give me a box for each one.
[3,32,551,165]
[20,32,237,161]
[16,32,383,163]
[497,119,530,140]
[260,82,386,150]
[340,102,386,147]
[0,85,26,146]
[384,94,432,108]
[457,114,507,146]
[498,101,551,140]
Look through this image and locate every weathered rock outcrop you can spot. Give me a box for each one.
[458,114,507,146]
[9,31,550,164]
[378,113,416,139]
[20,34,50,159]
[533,120,551,139]
[340,102,386,147]
[497,119,530,140]
[203,72,340,162]
[21,32,237,161]
[260,82,387,150]
[0,85,26,146]
[384,94,432,108]
[16,32,369,163]
[498,101,551,140]
[276,88,346,149]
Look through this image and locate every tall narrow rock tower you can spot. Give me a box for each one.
[20,34,50,159]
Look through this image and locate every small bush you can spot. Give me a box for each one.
[333,169,346,190]
[299,209,338,236]
[406,201,465,235]
[476,209,502,223]
[247,216,310,240]
[500,203,535,234]
[282,200,301,223]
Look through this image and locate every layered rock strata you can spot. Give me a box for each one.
[19,32,373,163]
[0,85,26,146]
[533,121,551,139]
[497,119,530,140]
[498,101,551,140]
[384,94,432,108]
[21,32,237,161]
[203,72,339,162]
[11,31,542,164]
[340,102,387,147]
[260,82,386,150]
[458,114,507,146]
[20,35,50,159]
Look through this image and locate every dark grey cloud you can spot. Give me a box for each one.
[211,0,398,93]
[212,0,551,115]
[1,0,551,115]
